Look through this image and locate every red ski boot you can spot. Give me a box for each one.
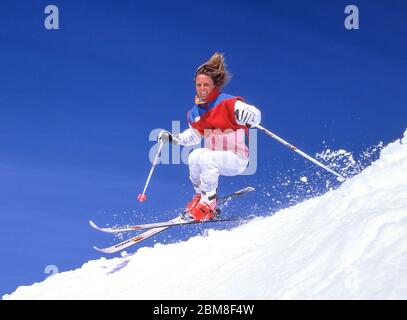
[186,193,201,212]
[188,190,217,221]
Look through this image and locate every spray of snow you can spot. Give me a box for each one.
[316,141,384,178]
[3,130,406,299]
[252,141,385,214]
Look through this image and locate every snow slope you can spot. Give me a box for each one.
[3,130,407,300]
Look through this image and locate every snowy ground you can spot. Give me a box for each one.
[3,130,407,300]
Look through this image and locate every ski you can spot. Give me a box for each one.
[92,186,254,254]
[91,186,254,234]
[90,216,240,233]
[93,217,182,254]
[93,216,240,254]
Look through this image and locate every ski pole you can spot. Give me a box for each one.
[251,123,346,181]
[137,141,164,202]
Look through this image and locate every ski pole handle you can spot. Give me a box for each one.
[138,141,164,202]
[251,123,346,181]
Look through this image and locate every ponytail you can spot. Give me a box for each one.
[194,52,231,88]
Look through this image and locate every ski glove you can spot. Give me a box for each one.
[234,100,261,126]
[158,130,179,144]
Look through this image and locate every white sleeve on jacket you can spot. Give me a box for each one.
[177,126,202,146]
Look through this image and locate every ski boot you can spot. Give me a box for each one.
[188,189,217,221]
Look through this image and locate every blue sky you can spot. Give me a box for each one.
[0,0,406,296]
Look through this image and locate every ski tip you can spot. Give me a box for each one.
[239,186,255,193]
[89,220,98,228]
[93,246,111,254]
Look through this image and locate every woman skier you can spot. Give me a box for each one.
[158,52,261,221]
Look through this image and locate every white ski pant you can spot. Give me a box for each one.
[188,148,249,193]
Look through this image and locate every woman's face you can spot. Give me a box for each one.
[195,74,215,102]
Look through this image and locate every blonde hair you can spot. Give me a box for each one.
[194,52,231,88]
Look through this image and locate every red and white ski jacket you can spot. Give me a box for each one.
[177,90,261,159]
